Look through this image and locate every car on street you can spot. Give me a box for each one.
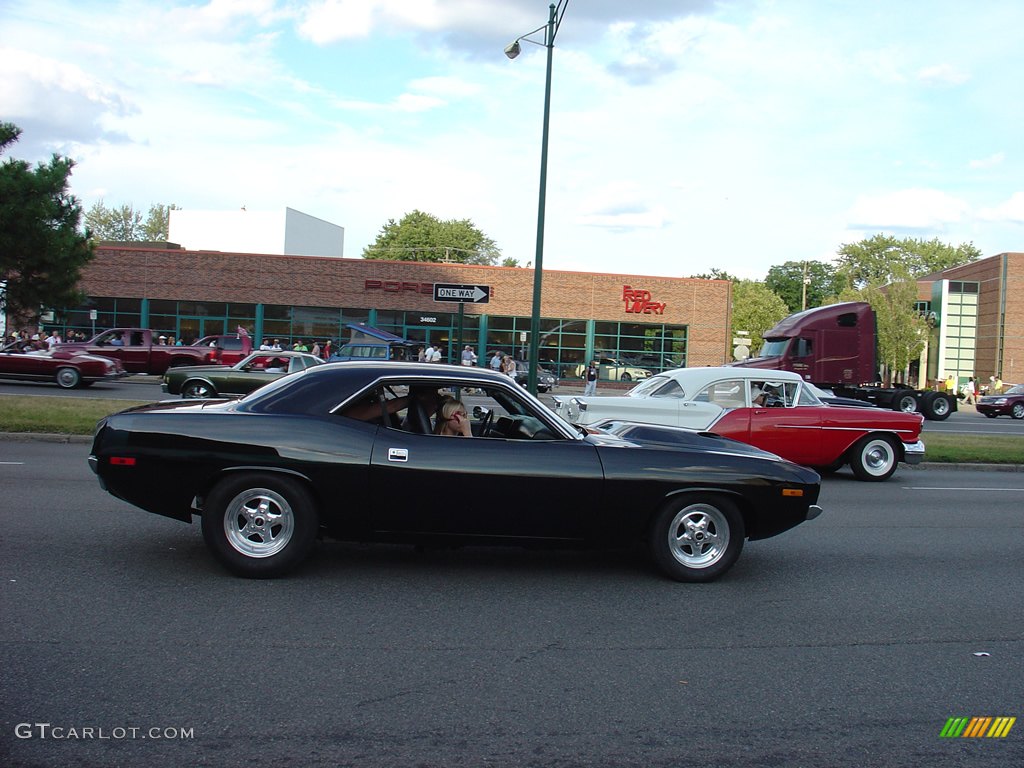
[552,366,925,481]
[162,350,324,398]
[0,339,126,389]
[90,362,823,582]
[976,384,1024,419]
[508,358,558,392]
[572,356,653,383]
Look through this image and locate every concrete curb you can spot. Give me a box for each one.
[1,432,92,444]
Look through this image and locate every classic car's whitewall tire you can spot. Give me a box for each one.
[649,495,745,583]
[56,367,81,389]
[202,473,318,578]
[1012,403,1024,420]
[182,379,215,399]
[849,435,898,481]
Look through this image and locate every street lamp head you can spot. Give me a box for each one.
[504,40,521,59]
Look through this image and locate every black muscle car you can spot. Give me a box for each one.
[89,362,823,582]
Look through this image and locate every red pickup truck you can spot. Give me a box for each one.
[57,329,249,375]
[195,334,253,366]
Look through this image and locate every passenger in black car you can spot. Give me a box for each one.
[434,397,471,437]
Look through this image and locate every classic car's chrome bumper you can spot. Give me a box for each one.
[902,440,926,465]
[806,504,823,521]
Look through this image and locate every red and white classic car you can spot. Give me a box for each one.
[0,340,127,389]
[552,367,925,481]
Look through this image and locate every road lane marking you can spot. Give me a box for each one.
[903,486,1024,491]
[0,461,26,465]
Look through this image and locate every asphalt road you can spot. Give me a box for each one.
[1,441,1021,767]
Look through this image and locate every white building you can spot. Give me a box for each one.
[169,207,344,257]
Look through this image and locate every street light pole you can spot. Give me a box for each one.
[506,1,567,395]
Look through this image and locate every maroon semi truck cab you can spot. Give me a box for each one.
[731,301,956,420]
[733,302,878,386]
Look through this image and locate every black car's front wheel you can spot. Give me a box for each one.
[201,473,318,578]
[649,495,745,583]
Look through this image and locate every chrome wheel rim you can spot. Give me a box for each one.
[183,381,213,398]
[860,438,895,477]
[931,396,950,416]
[667,503,730,569]
[1013,403,1024,419]
[57,368,79,388]
[223,487,295,558]
[898,395,916,412]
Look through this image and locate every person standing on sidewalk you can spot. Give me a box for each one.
[963,376,977,405]
[583,360,599,397]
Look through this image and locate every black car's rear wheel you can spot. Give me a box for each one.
[202,473,318,578]
[649,495,744,582]
[182,379,216,398]
[56,367,81,389]
[849,435,898,481]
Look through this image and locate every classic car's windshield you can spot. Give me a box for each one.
[798,384,826,406]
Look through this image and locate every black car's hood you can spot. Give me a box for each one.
[584,426,778,460]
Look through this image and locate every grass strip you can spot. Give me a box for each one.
[918,432,1024,464]
[0,394,151,435]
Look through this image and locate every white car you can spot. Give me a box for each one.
[551,366,926,481]
[572,356,652,382]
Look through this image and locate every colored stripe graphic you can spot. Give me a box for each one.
[940,716,1016,738]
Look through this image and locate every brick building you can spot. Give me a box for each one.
[66,244,734,376]
[923,251,1024,387]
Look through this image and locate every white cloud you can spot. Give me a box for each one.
[917,63,970,86]
[978,192,1024,224]
[575,181,671,230]
[846,189,970,230]
[968,152,1005,170]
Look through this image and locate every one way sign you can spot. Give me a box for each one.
[432,283,491,304]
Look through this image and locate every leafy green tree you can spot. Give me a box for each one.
[689,268,739,281]
[362,210,501,265]
[764,260,845,313]
[836,234,981,290]
[730,280,790,356]
[142,204,177,240]
[861,276,927,385]
[85,201,177,241]
[0,122,93,326]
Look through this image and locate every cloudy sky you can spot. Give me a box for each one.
[3,0,1022,279]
